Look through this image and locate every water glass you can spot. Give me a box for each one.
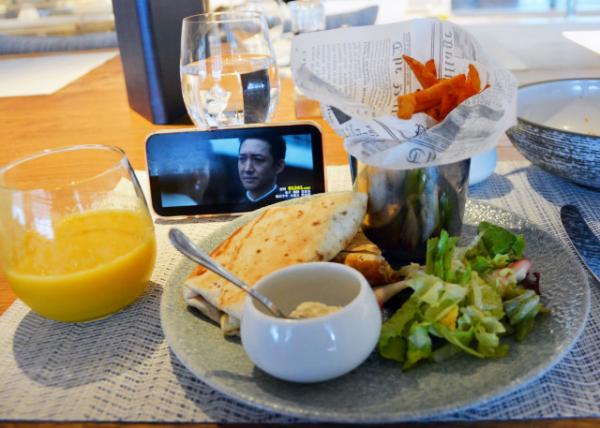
[238,0,288,41]
[0,145,156,322]
[181,11,280,129]
[289,0,325,34]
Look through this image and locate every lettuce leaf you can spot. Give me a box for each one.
[378,299,419,362]
[425,229,459,281]
[478,221,525,260]
[430,323,483,358]
[405,322,432,369]
[465,222,526,274]
[468,275,504,318]
[503,290,540,326]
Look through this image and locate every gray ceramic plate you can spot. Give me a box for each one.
[160,199,590,423]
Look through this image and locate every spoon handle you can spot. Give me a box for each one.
[168,228,287,318]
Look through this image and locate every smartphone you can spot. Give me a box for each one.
[145,123,326,216]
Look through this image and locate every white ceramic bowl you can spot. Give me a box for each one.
[469,148,497,186]
[240,262,382,383]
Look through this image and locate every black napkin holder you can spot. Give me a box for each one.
[112,0,206,124]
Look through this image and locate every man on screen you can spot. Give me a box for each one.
[238,136,286,205]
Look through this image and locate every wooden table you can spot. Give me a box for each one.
[2,54,597,428]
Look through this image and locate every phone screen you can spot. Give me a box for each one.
[146,124,325,216]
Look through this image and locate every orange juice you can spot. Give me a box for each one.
[5,209,156,322]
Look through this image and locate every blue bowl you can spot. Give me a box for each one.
[506,78,600,190]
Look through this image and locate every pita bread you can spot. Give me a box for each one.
[183,287,240,335]
[184,192,367,334]
[333,229,398,286]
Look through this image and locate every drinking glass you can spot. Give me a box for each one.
[181,11,280,129]
[289,0,325,34]
[0,145,156,323]
[238,0,288,41]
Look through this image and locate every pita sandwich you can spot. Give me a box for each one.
[183,191,368,335]
[333,229,398,286]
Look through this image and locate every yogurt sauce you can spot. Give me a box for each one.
[289,301,342,319]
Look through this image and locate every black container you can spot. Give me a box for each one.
[112,0,206,124]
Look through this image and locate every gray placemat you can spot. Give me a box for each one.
[0,162,598,422]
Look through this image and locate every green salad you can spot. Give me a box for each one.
[379,222,548,370]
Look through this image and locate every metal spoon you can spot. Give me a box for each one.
[168,228,288,319]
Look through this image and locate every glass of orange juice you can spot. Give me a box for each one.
[0,145,156,322]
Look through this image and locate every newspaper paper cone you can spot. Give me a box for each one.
[291,18,517,170]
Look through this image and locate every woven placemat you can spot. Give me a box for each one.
[0,162,598,422]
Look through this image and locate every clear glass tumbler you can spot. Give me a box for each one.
[238,0,288,41]
[0,145,156,322]
[289,0,325,34]
[181,11,280,129]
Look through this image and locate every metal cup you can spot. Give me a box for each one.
[350,157,470,266]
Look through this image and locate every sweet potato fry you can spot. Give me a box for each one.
[413,74,466,112]
[403,55,438,88]
[425,59,437,80]
[455,86,478,106]
[436,91,458,122]
[467,64,481,93]
[424,79,461,121]
[446,64,482,106]
[396,59,489,122]
[397,93,417,120]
